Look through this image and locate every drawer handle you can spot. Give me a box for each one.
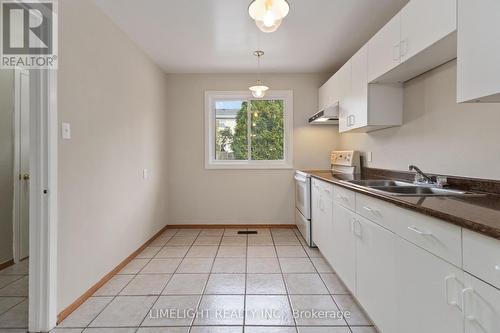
[445,275,461,310]
[363,206,380,216]
[407,226,432,236]
[324,189,331,194]
[337,195,348,201]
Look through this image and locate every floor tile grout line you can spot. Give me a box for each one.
[62,228,181,330]
[188,229,225,333]
[269,230,299,333]
[0,296,27,317]
[138,228,200,331]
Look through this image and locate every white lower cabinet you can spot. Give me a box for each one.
[395,237,465,333]
[463,273,500,333]
[311,179,334,262]
[311,178,500,333]
[331,202,356,292]
[355,215,398,333]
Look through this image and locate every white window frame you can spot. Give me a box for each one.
[205,90,293,169]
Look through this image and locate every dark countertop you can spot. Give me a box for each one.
[305,170,500,240]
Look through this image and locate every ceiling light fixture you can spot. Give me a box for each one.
[249,50,269,99]
[248,0,290,33]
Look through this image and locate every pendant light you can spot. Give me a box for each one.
[248,0,290,33]
[249,50,269,99]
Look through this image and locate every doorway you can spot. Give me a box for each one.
[14,69,31,263]
[0,69,30,330]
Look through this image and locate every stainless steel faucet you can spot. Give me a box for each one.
[408,165,436,184]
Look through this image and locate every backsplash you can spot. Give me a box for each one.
[338,60,500,180]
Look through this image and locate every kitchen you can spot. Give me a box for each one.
[2,0,500,332]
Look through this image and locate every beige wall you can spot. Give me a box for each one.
[166,73,338,225]
[0,70,14,264]
[57,0,169,311]
[338,60,500,180]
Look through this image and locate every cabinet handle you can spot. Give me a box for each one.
[353,219,362,239]
[462,288,475,320]
[319,199,324,211]
[393,43,401,61]
[363,206,380,216]
[324,189,331,195]
[444,275,461,310]
[407,225,432,236]
[337,195,348,201]
[400,39,407,58]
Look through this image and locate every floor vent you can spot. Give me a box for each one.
[237,231,258,235]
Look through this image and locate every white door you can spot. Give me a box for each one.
[368,13,401,82]
[355,214,397,333]
[15,70,30,261]
[395,237,464,333]
[463,272,500,333]
[400,0,456,62]
[330,202,356,292]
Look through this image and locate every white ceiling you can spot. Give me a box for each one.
[94,0,408,74]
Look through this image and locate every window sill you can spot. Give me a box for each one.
[205,162,293,170]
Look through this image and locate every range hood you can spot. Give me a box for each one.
[309,102,339,125]
[308,102,339,125]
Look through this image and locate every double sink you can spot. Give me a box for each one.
[342,179,483,197]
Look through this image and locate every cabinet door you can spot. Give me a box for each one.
[400,0,456,62]
[355,215,397,333]
[330,202,356,292]
[320,188,334,265]
[368,13,401,82]
[311,180,323,249]
[342,45,368,132]
[395,237,464,333]
[463,273,500,333]
[337,60,353,132]
[457,0,500,103]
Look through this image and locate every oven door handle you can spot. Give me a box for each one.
[294,174,307,183]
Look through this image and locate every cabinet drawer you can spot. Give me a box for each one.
[463,229,500,290]
[333,185,356,211]
[321,181,334,200]
[356,194,462,266]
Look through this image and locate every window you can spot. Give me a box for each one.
[205,90,293,169]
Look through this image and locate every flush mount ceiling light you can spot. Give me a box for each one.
[249,50,269,98]
[248,0,290,33]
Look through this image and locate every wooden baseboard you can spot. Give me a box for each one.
[56,224,169,324]
[166,224,296,229]
[0,259,14,272]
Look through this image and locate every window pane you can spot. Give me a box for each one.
[215,100,248,160]
[250,100,284,161]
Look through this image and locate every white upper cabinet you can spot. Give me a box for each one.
[318,60,350,111]
[457,0,500,103]
[341,45,403,133]
[400,0,456,62]
[367,13,402,83]
[367,0,457,84]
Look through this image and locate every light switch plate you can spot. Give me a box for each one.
[62,122,71,140]
[367,151,373,162]
[143,169,148,180]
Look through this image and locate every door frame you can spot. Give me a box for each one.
[28,68,58,332]
[12,68,30,264]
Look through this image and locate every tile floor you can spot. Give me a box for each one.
[0,259,29,330]
[55,228,379,333]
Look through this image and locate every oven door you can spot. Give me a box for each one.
[294,171,311,220]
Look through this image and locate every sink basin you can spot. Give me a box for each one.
[346,179,415,187]
[370,186,482,197]
[343,179,485,197]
